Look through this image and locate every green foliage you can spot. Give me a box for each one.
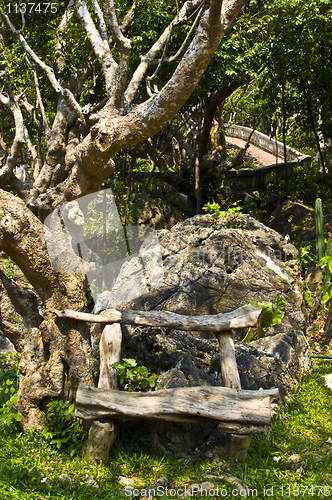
[228,0,332,153]
[265,160,332,205]
[298,244,316,268]
[243,296,287,342]
[202,201,242,219]
[111,358,160,392]
[202,201,223,219]
[0,353,21,428]
[314,198,332,302]
[85,291,95,312]
[0,257,17,281]
[41,400,85,457]
[318,254,332,302]
[304,287,315,309]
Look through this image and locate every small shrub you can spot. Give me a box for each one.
[42,400,85,457]
[0,257,17,280]
[203,201,242,219]
[298,245,316,269]
[243,296,287,342]
[0,353,21,427]
[111,358,160,391]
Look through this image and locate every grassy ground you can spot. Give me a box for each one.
[0,360,332,500]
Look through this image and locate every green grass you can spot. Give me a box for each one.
[0,361,332,499]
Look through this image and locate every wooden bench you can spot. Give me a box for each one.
[56,305,280,464]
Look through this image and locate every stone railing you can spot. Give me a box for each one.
[224,125,311,189]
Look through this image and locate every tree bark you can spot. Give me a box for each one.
[0,189,94,430]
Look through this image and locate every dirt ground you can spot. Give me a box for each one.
[226,136,278,166]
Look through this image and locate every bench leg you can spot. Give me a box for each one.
[86,323,122,464]
[86,419,118,464]
[227,434,252,462]
[216,332,251,461]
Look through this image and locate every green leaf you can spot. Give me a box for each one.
[136,366,149,377]
[323,284,332,302]
[242,327,255,343]
[276,295,287,307]
[139,379,149,389]
[270,308,285,326]
[123,358,137,367]
[148,374,159,387]
[111,362,123,370]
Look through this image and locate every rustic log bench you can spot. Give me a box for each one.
[56,305,280,464]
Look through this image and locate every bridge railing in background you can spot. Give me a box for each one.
[224,125,311,189]
[225,124,310,163]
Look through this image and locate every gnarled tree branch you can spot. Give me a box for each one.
[104,0,131,53]
[91,0,109,42]
[124,0,204,104]
[75,0,117,94]
[0,71,25,183]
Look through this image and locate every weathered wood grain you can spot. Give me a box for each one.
[75,384,278,426]
[217,422,267,435]
[98,323,122,390]
[216,331,241,390]
[216,329,250,457]
[86,323,122,464]
[55,304,262,333]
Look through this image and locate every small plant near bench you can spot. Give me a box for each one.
[41,400,85,457]
[243,296,287,343]
[0,256,17,281]
[111,358,160,391]
[0,353,21,427]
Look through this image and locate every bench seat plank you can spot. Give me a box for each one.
[76,384,279,428]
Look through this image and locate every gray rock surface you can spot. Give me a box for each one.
[0,331,15,352]
[120,326,311,399]
[266,200,332,249]
[108,214,306,336]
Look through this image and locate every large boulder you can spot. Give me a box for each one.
[96,214,306,335]
[266,200,315,240]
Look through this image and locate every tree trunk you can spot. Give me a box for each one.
[0,189,94,430]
